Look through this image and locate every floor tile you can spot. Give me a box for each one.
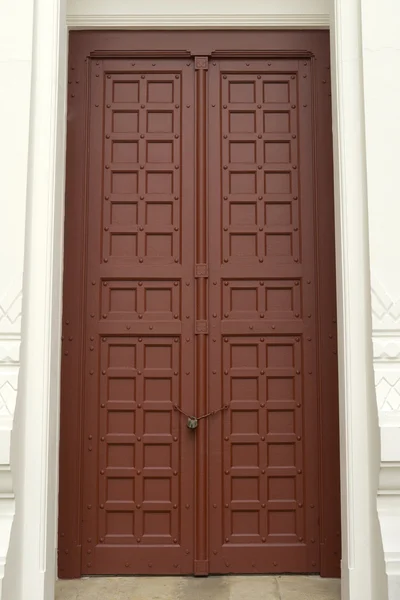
[277,575,341,600]
[55,575,341,600]
[228,575,280,600]
[179,576,230,600]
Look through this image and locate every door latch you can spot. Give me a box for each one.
[173,404,229,430]
[187,417,198,430]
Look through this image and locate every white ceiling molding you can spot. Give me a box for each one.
[66,13,330,29]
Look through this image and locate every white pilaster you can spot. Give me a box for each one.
[330,1,388,598]
[1,0,68,598]
[361,1,400,596]
[0,0,35,594]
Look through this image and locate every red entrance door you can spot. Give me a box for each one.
[58,31,340,579]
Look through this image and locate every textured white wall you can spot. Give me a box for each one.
[361,1,400,596]
[0,0,397,598]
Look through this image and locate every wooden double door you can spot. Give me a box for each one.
[59,31,340,578]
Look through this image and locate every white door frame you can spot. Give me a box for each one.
[4,1,385,600]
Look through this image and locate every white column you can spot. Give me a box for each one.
[330,1,386,599]
[361,1,400,598]
[0,1,34,596]
[2,0,68,598]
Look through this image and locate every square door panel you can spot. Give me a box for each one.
[147,112,173,133]
[263,82,290,103]
[229,112,256,133]
[264,112,290,133]
[112,141,139,163]
[113,111,139,133]
[147,81,174,103]
[229,81,256,103]
[146,141,174,163]
[113,81,139,103]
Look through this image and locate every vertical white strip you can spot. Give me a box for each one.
[362,0,400,596]
[331,0,386,598]
[0,0,34,595]
[2,0,67,597]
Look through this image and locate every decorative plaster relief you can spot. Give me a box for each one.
[0,282,20,593]
[0,278,22,418]
[0,278,22,335]
[372,277,400,331]
[375,370,400,412]
[371,278,400,414]
[0,340,19,417]
[374,339,400,361]
[371,278,400,593]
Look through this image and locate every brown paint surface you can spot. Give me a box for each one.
[58,30,340,579]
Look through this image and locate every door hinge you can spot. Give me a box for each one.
[195,320,208,334]
[195,264,208,278]
[194,56,209,70]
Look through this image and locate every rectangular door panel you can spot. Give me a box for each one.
[208,58,320,574]
[80,58,196,575]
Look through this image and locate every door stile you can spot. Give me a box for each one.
[194,56,209,576]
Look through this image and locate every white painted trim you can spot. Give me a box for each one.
[329,2,384,597]
[1,0,68,597]
[0,0,33,588]
[1,1,388,600]
[67,13,330,28]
